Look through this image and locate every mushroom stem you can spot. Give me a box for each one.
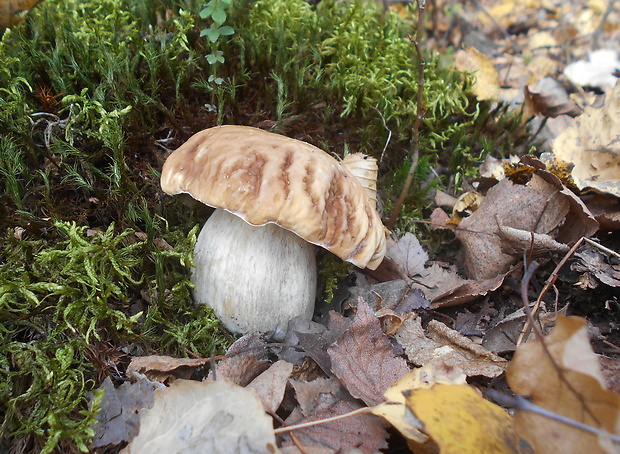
[192,208,317,338]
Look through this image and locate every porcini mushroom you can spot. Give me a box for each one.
[161,125,386,337]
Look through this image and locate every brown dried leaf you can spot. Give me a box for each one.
[396,316,507,378]
[507,315,620,454]
[328,300,410,406]
[456,174,594,280]
[210,334,269,386]
[126,355,210,384]
[90,376,165,449]
[247,360,294,414]
[283,380,388,454]
[121,379,279,454]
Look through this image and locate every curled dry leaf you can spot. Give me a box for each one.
[121,379,279,454]
[395,315,507,378]
[457,172,597,280]
[126,355,210,384]
[327,300,410,407]
[507,315,620,454]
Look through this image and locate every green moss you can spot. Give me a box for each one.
[0,221,227,451]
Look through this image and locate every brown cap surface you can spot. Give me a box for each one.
[161,125,386,269]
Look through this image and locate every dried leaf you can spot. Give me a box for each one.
[455,46,501,100]
[371,364,467,443]
[126,355,210,383]
[90,376,165,449]
[121,379,279,454]
[386,232,429,277]
[507,315,620,454]
[396,316,507,378]
[282,393,388,454]
[328,300,410,406]
[551,81,620,196]
[406,384,519,454]
[210,334,269,386]
[247,360,294,414]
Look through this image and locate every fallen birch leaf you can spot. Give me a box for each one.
[371,363,467,444]
[209,334,269,386]
[406,384,519,454]
[328,300,409,406]
[507,315,620,454]
[121,379,279,454]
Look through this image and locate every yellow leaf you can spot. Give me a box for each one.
[371,362,469,443]
[406,384,520,454]
[507,315,620,454]
[455,47,501,101]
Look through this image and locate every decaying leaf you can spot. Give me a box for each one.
[386,233,507,308]
[283,378,389,453]
[523,77,582,119]
[121,379,279,454]
[126,355,211,384]
[455,46,501,100]
[405,384,519,454]
[457,173,598,280]
[328,300,410,406]
[395,315,507,378]
[507,315,620,454]
[550,81,620,196]
[209,334,270,386]
[90,376,165,449]
[247,360,294,414]
[571,242,620,288]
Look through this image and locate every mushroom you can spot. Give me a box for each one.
[161,125,386,337]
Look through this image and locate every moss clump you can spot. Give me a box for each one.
[0,221,228,452]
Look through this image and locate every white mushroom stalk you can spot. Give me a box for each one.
[160,126,386,337]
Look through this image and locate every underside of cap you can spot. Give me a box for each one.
[161,125,386,269]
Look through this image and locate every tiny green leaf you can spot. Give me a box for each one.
[212,9,226,25]
[218,25,235,36]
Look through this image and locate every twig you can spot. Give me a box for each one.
[273,406,374,434]
[487,390,620,445]
[386,0,427,230]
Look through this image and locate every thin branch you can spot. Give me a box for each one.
[386,0,427,230]
[273,407,374,434]
[487,390,620,445]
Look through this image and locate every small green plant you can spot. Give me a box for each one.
[200,0,235,86]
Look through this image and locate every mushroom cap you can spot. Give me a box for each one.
[161,125,386,269]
